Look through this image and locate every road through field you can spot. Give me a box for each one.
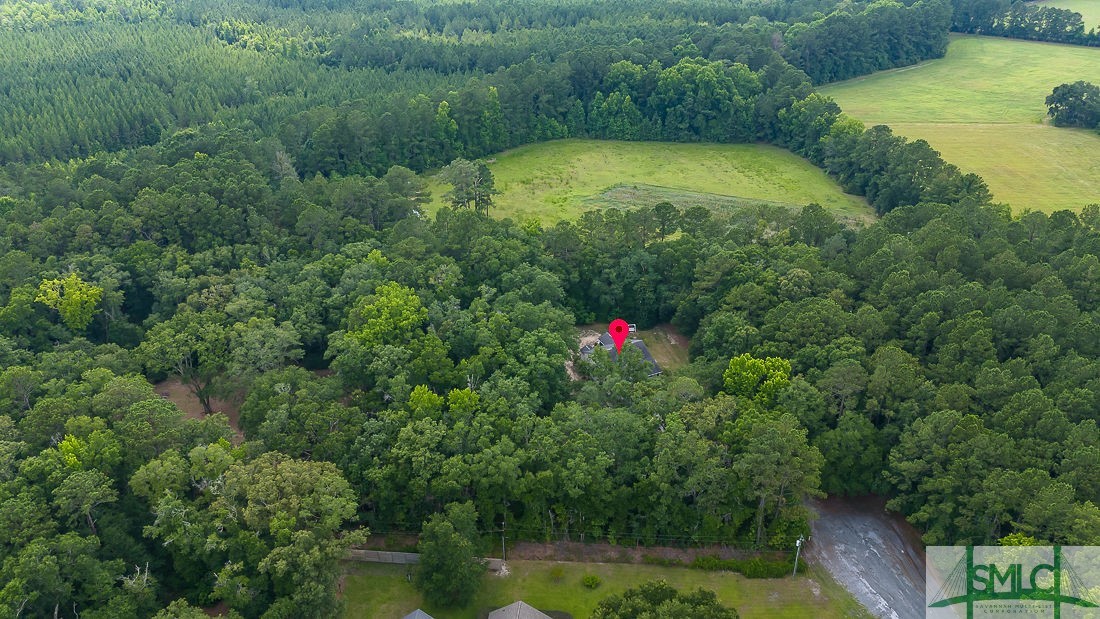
[806,497,929,619]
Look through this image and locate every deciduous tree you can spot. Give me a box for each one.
[415,501,485,608]
[36,273,103,331]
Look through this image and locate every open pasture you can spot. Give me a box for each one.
[821,35,1100,212]
[425,139,870,224]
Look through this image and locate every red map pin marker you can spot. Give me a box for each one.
[608,318,629,353]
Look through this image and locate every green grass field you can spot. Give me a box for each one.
[633,325,690,372]
[821,35,1100,212]
[341,560,871,619]
[425,139,871,224]
[1031,0,1100,28]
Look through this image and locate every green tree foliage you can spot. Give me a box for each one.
[1047,81,1100,129]
[134,448,365,617]
[51,469,118,536]
[730,411,824,547]
[415,502,485,608]
[949,0,1098,46]
[592,580,739,619]
[814,412,887,496]
[154,599,241,618]
[136,309,229,414]
[439,158,499,216]
[1,2,1100,616]
[226,317,303,383]
[723,353,792,407]
[783,0,954,84]
[36,273,103,331]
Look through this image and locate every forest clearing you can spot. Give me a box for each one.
[424,140,872,224]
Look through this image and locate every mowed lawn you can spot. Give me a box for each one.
[425,139,870,224]
[341,560,872,619]
[1031,0,1100,28]
[821,35,1100,212]
[633,324,691,372]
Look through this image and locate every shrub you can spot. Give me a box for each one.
[689,554,796,578]
[691,555,730,571]
[582,574,602,589]
[592,580,738,618]
[549,565,565,582]
[739,557,790,578]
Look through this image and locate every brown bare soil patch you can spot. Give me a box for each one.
[155,378,243,443]
[203,601,231,617]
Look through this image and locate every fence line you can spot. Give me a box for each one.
[346,549,505,572]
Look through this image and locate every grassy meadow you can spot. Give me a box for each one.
[821,35,1100,212]
[341,560,872,619]
[425,139,871,224]
[1031,0,1100,28]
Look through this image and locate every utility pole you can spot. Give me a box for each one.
[792,535,805,577]
[501,516,506,563]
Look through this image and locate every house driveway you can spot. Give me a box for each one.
[805,496,930,619]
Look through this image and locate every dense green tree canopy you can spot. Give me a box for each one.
[0,0,1097,616]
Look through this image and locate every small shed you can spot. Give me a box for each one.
[401,610,435,619]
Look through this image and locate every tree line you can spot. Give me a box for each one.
[782,0,953,84]
[0,20,467,164]
[950,0,1100,46]
[0,0,959,165]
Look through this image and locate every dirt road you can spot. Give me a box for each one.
[805,496,928,619]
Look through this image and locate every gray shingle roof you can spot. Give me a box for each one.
[488,601,552,619]
[401,610,435,619]
[579,332,662,376]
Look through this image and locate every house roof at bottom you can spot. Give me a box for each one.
[488,601,552,619]
[401,610,435,619]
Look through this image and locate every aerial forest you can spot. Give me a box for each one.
[0,0,1098,617]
